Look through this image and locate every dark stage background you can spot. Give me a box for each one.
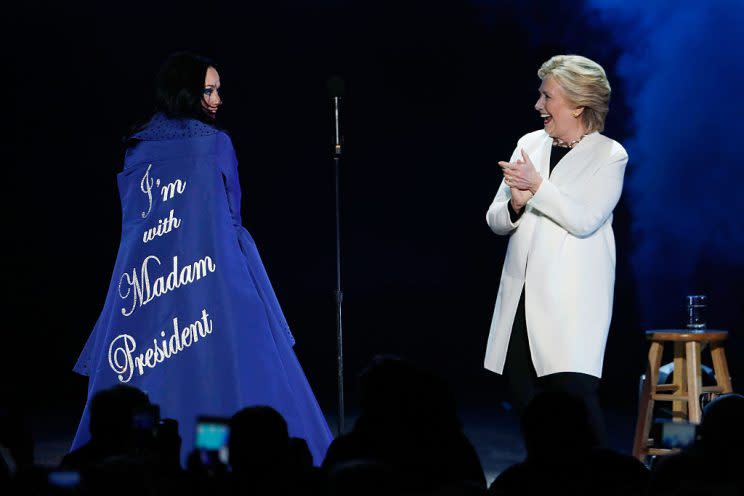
[7,0,743,438]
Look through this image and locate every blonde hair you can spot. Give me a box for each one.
[537,55,611,133]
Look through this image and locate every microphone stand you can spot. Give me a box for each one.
[331,93,345,436]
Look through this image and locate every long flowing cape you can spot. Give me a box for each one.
[72,114,332,463]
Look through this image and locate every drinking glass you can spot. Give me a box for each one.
[686,295,707,330]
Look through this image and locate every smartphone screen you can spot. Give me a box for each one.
[195,416,230,464]
[48,470,81,489]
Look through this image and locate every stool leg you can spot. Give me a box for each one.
[672,342,687,422]
[685,341,703,423]
[633,341,663,460]
[710,343,733,393]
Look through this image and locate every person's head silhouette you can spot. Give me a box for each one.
[228,406,289,476]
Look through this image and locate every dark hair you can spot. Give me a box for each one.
[124,52,217,144]
[155,51,216,122]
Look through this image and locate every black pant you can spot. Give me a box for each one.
[504,287,607,446]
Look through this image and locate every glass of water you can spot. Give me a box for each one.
[686,295,707,330]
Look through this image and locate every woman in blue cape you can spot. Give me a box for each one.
[71,53,333,464]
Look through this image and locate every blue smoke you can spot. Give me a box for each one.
[584,0,744,326]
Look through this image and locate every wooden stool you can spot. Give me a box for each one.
[632,329,733,461]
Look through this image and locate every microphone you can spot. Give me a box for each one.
[327,76,345,157]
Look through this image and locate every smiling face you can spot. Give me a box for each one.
[534,76,586,143]
[202,66,222,119]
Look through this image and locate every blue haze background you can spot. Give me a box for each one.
[585,0,744,329]
[6,0,743,457]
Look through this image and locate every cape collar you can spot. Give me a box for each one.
[132,112,219,141]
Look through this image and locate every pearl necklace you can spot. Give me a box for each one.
[553,133,588,149]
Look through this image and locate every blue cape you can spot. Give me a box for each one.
[72,113,332,464]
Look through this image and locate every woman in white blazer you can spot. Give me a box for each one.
[484,55,628,443]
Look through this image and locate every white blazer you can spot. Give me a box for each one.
[484,130,628,378]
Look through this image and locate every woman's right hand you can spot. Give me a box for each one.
[499,154,534,213]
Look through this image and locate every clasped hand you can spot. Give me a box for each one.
[498,149,542,211]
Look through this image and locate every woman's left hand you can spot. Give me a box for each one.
[499,149,543,194]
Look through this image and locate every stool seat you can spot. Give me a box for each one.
[646,329,728,342]
[632,328,734,463]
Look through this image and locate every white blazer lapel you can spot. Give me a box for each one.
[548,132,601,187]
[529,132,553,181]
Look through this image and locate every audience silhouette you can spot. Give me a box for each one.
[649,393,744,495]
[0,403,34,482]
[1,358,741,495]
[488,391,648,496]
[61,385,155,471]
[228,406,301,494]
[322,355,486,492]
